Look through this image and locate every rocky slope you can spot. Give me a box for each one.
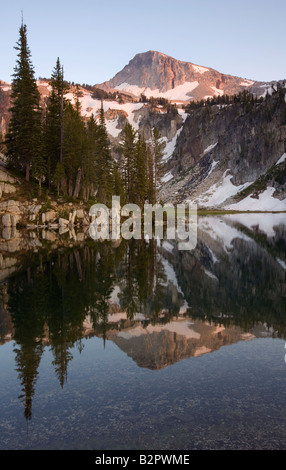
[159,87,286,210]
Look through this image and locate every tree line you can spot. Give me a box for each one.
[5,23,165,207]
[183,85,286,113]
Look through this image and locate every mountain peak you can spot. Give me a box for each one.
[96,51,267,102]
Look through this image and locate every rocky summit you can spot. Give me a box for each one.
[95,50,274,102]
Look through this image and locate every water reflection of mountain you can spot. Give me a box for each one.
[163,214,286,332]
[0,213,285,419]
[106,317,256,370]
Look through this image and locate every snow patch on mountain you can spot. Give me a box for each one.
[115,81,199,101]
[204,269,219,281]
[240,79,254,87]
[276,258,286,270]
[206,160,219,177]
[105,118,121,138]
[276,153,286,165]
[203,142,218,155]
[64,90,144,130]
[193,170,253,208]
[162,111,188,161]
[260,83,277,98]
[192,65,209,74]
[225,187,286,211]
[162,171,174,183]
[211,86,224,96]
[162,131,182,161]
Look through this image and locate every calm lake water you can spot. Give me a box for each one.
[0,213,285,450]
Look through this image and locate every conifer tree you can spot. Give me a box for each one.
[146,144,155,204]
[113,160,124,201]
[63,100,86,197]
[83,114,98,201]
[120,122,137,204]
[6,22,43,182]
[31,127,46,195]
[53,161,66,197]
[94,103,113,204]
[44,58,68,188]
[134,134,147,207]
[151,127,165,201]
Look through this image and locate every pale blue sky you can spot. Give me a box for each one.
[1,0,286,85]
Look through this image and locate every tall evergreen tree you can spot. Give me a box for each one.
[151,127,165,202]
[31,125,46,195]
[5,22,43,182]
[44,58,68,188]
[146,144,155,204]
[113,160,124,201]
[82,113,98,201]
[119,122,137,204]
[94,103,113,204]
[134,134,147,208]
[62,100,86,197]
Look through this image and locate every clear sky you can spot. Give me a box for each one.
[1,0,286,86]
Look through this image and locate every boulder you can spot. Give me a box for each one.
[0,169,18,184]
[42,210,56,224]
[59,225,69,235]
[2,214,11,227]
[69,209,77,225]
[76,208,85,219]
[28,204,42,215]
[11,214,20,227]
[0,182,17,195]
[0,200,21,214]
[59,218,69,227]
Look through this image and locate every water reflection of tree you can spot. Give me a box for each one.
[8,266,47,420]
[116,239,172,322]
[6,239,180,420]
[8,247,102,419]
[88,243,115,342]
[168,237,286,337]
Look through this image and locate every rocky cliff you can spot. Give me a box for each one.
[159,86,286,209]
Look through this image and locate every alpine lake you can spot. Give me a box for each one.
[0,212,285,451]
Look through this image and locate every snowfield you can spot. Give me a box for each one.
[193,170,253,208]
[225,186,286,212]
[203,142,218,155]
[192,65,209,74]
[240,80,254,87]
[115,81,199,101]
[64,90,145,136]
[162,171,174,183]
[276,153,286,165]
[162,111,188,161]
